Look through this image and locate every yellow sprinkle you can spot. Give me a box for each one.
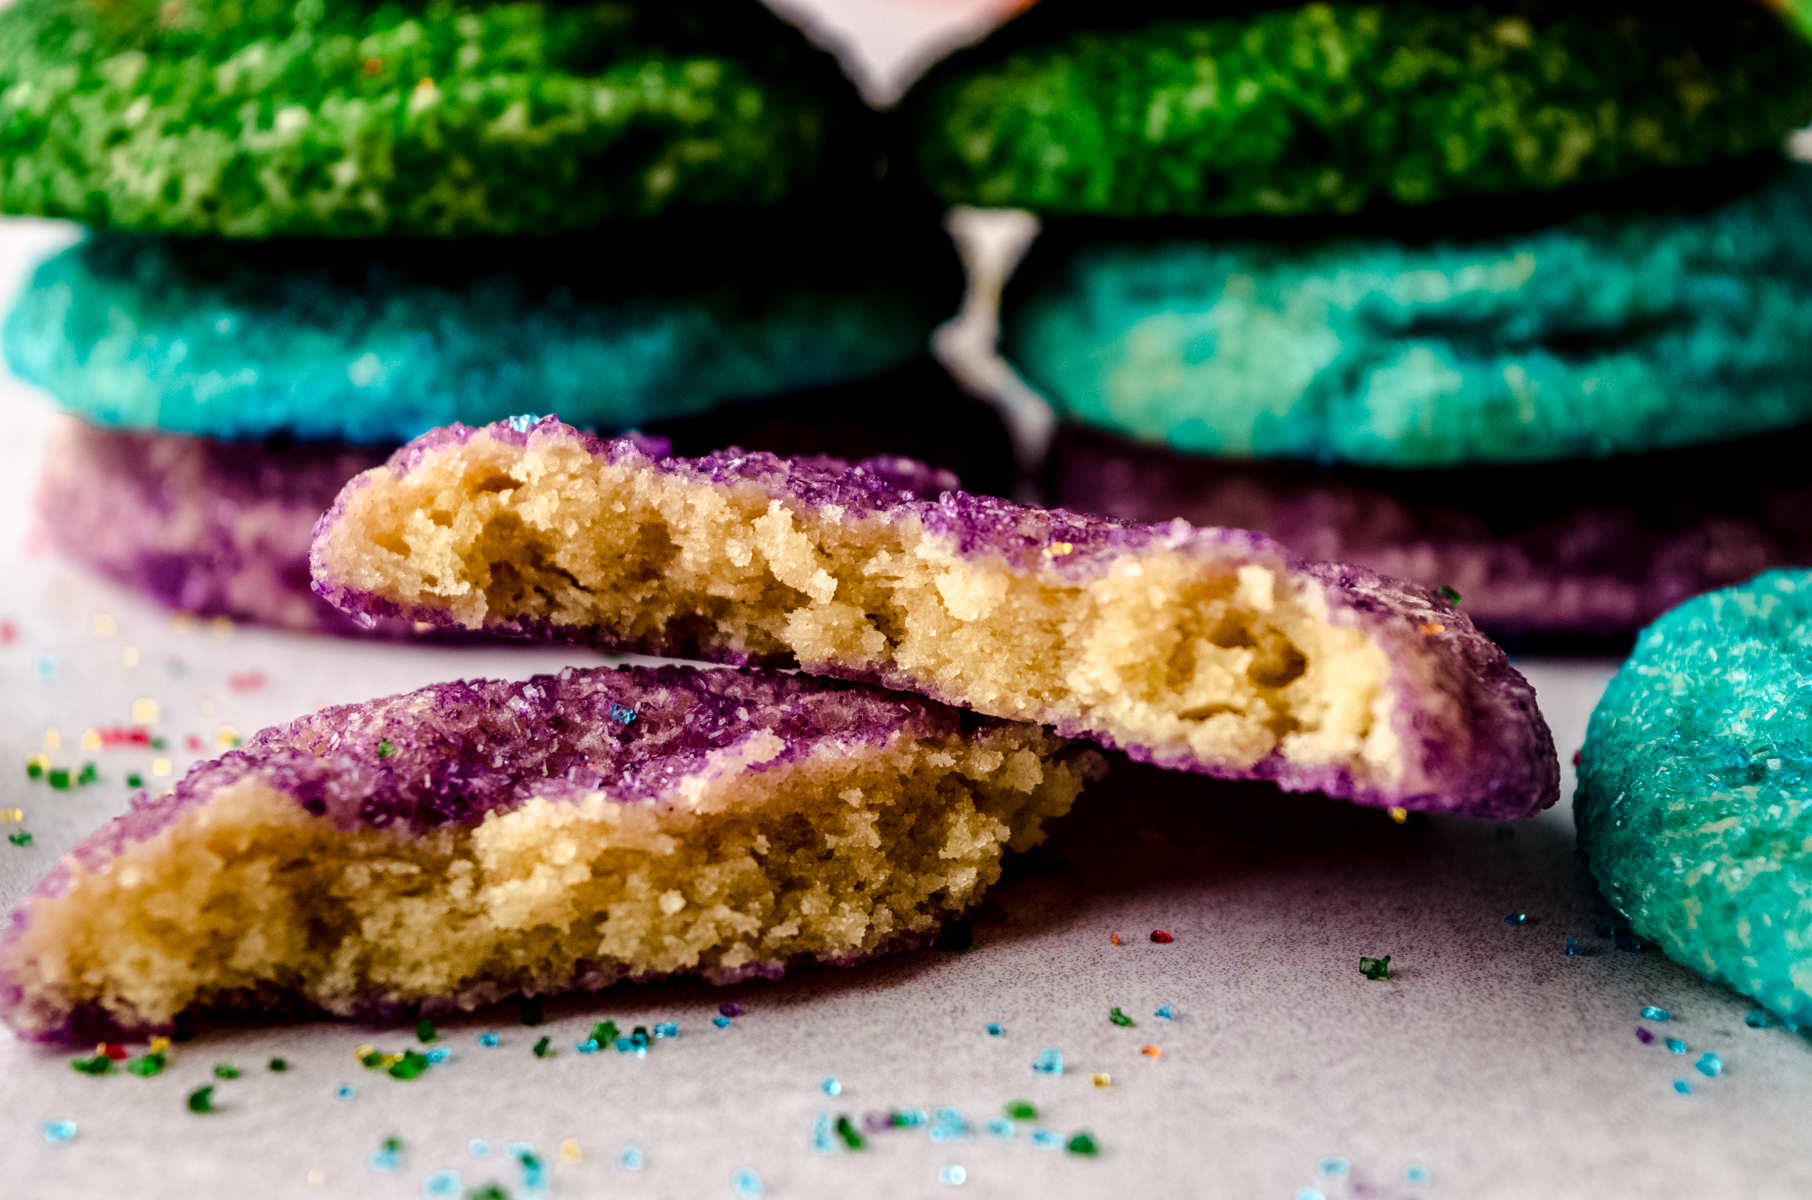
[95,1042,109,1057]
[1388,807,1409,824]
[41,727,61,751]
[210,616,235,638]
[305,1168,325,1187]
[172,613,196,636]
[381,1053,403,1069]
[215,725,240,748]
[149,1036,171,1054]
[120,646,140,668]
[198,698,217,715]
[1418,622,1445,636]
[559,1138,583,1164]
[1090,1072,1111,1088]
[90,613,116,638]
[151,758,172,778]
[1141,1044,1162,1057]
[24,753,49,772]
[1,808,23,824]
[1042,542,1075,557]
[132,698,160,725]
[354,1044,375,1061]
[80,729,102,752]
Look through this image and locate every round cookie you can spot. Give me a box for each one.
[0,663,1098,1041]
[5,198,962,445]
[905,0,1812,218]
[1048,423,1812,638]
[1002,163,1812,468]
[0,0,873,237]
[1576,570,1812,1027]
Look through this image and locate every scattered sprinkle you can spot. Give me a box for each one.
[187,1085,216,1113]
[1636,1028,1654,1045]
[1696,1052,1724,1077]
[1566,937,1582,956]
[1417,623,1444,636]
[1746,1009,1772,1028]
[152,758,172,777]
[269,1058,287,1072]
[938,1164,968,1186]
[34,654,56,679]
[41,1120,76,1145]
[732,1166,764,1198]
[719,1002,743,1018]
[1673,1078,1692,1096]
[1438,586,1462,604]
[131,699,159,725]
[417,1019,438,1042]
[930,1107,970,1142]
[469,1140,491,1157]
[1155,1004,1174,1020]
[337,1085,357,1099]
[390,1050,432,1079]
[477,1032,500,1047]
[1319,1158,1350,1177]
[617,1143,644,1171]
[1140,1045,1162,1057]
[1640,1006,1672,1021]
[811,1112,836,1155]
[126,774,142,788]
[1108,933,1122,946]
[9,832,34,847]
[71,1053,112,1075]
[1359,955,1392,981]
[531,1037,552,1059]
[464,1186,508,1200]
[1504,913,1527,926]
[1665,1038,1687,1055]
[1003,1101,1036,1121]
[1388,806,1410,823]
[421,1168,460,1197]
[1065,1131,1100,1156]
[608,703,637,724]
[1149,929,1173,944]
[712,1015,731,1028]
[653,1021,677,1039]
[986,1118,1014,1138]
[1108,1007,1134,1027]
[835,1115,866,1150]
[576,1039,600,1054]
[986,1023,1004,1036]
[1405,1163,1432,1185]
[1090,1073,1111,1088]
[559,1138,582,1164]
[128,1051,167,1077]
[369,1137,404,1172]
[1031,1047,1063,1075]
[213,1063,240,1079]
[894,1109,928,1127]
[376,739,395,759]
[1030,1128,1062,1149]
[1043,541,1074,557]
[820,1076,842,1096]
[1298,1190,1328,1200]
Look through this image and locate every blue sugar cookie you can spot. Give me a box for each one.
[4,202,961,444]
[1576,570,1812,1027]
[1002,162,1812,468]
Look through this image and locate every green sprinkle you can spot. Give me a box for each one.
[1065,1131,1100,1156]
[48,769,69,789]
[518,998,544,1026]
[127,1052,166,1077]
[1359,955,1393,981]
[389,1050,431,1080]
[1003,1100,1037,1121]
[531,1036,553,1058]
[465,1184,512,1200]
[149,736,167,750]
[376,739,395,759]
[71,1054,112,1075]
[126,773,143,788]
[383,1136,404,1154]
[1438,586,1463,604]
[359,1050,387,1069]
[25,760,42,779]
[1108,1007,1134,1027]
[834,1115,866,1150]
[267,1057,287,1072]
[417,1019,438,1043]
[8,831,32,846]
[77,763,98,785]
[589,1020,619,1045]
[213,1063,241,1079]
[186,1085,215,1113]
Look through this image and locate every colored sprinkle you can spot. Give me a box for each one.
[1066,1131,1100,1156]
[126,773,142,788]
[835,1115,866,1150]
[894,1109,928,1127]
[986,1118,1014,1138]
[421,1169,460,1197]
[417,1019,438,1042]
[653,1021,677,1039]
[337,1085,357,1099]
[213,1063,241,1079]
[1673,1078,1692,1096]
[531,1037,552,1059]
[587,1021,618,1046]
[187,1085,216,1113]
[1108,1007,1134,1027]
[427,1046,450,1063]
[1155,1004,1175,1020]
[41,1119,77,1144]
[618,1143,644,1171]
[369,1140,404,1172]
[376,740,394,759]
[1405,1164,1432,1185]
[77,763,98,785]
[71,1053,112,1075]
[1641,1006,1672,1021]
[518,998,544,1025]
[712,1016,731,1029]
[1030,1128,1062,1149]
[507,413,542,432]
[1746,1009,1772,1028]
[930,1107,970,1142]
[469,1140,491,1158]
[1505,913,1528,926]
[1299,1190,1328,1200]
[986,1023,1004,1036]
[390,1050,432,1079]
[1359,955,1392,981]
[1438,586,1462,603]
[34,654,56,678]
[559,1139,582,1164]
[1108,933,1122,946]
[1003,1101,1036,1121]
[128,1052,167,1077]
[863,1112,893,1133]
[48,770,68,790]
[1031,1047,1063,1075]
[1319,1158,1350,1177]
[1566,937,1583,956]
[1141,1045,1162,1057]
[1636,1028,1654,1045]
[464,1187,508,1200]
[1615,935,1645,951]
[1149,929,1173,943]
[609,703,637,724]
[820,1076,842,1096]
[1696,1053,1724,1077]
[1090,1073,1111,1088]
[1388,805,1410,822]
[477,1032,500,1047]
[269,1058,287,1072]
[732,1166,764,1198]
[938,1165,967,1186]
[1665,1038,1687,1055]
[8,831,32,846]
[811,1112,836,1155]
[719,1002,743,1018]
[576,1039,600,1054]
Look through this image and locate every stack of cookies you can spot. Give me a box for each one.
[905,0,1812,640]
[0,0,1001,634]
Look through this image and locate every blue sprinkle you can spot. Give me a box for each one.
[1404,1164,1432,1185]
[469,1140,491,1158]
[1504,913,1527,925]
[1696,1052,1724,1077]
[1030,1128,1062,1149]
[477,1032,500,1047]
[1666,1038,1687,1055]
[618,1143,644,1171]
[34,654,56,679]
[576,1039,600,1054]
[986,1023,1004,1036]
[713,1015,732,1029]
[1031,1047,1063,1075]
[1154,1004,1174,1020]
[653,1022,678,1039]
[1318,1157,1350,1177]
[425,1046,451,1064]
[732,1166,764,1198]
[369,1147,404,1173]
[422,1169,461,1198]
[1565,937,1582,956]
[1297,1190,1328,1200]
[609,703,638,724]
[938,1165,967,1186]
[896,1109,928,1127]
[819,1076,841,1096]
[506,414,543,433]
[811,1112,836,1155]
[506,1143,535,1161]
[1745,1009,1771,1028]
[1673,1078,1693,1096]
[337,1085,357,1100]
[518,1151,549,1196]
[929,1107,971,1142]
[986,1118,1015,1139]
[1640,1006,1672,1021]
[40,1120,76,1145]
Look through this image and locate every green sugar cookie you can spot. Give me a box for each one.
[1001,162,1812,468]
[1577,570,1812,1028]
[906,0,1812,218]
[0,0,872,236]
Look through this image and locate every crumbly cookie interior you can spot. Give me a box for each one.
[7,726,1084,1036]
[322,434,1400,782]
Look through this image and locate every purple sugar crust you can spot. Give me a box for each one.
[2,663,1023,1042]
[1049,423,1812,637]
[314,418,1559,820]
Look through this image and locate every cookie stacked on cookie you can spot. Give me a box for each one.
[905,0,1812,639]
[1,0,999,633]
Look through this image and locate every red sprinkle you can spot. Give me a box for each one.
[228,669,268,693]
[0,619,17,646]
[1572,749,1583,767]
[1109,933,1123,946]
[95,725,151,749]
[102,1043,127,1060]
[185,735,205,753]
[1150,930,1174,944]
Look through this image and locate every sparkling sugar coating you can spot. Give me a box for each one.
[1576,569,1812,1027]
[312,419,1558,819]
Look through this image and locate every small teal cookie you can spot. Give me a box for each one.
[3,202,961,445]
[0,0,871,236]
[1002,163,1812,467]
[1576,570,1812,1028]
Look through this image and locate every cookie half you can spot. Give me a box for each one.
[0,664,1098,1042]
[310,419,1559,818]
[1576,570,1812,1027]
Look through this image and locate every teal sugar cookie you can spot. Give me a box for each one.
[4,200,961,444]
[1001,162,1812,468]
[1576,570,1812,1027]
[0,0,872,236]
[905,0,1812,218]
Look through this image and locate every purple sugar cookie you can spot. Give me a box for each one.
[1048,424,1812,639]
[311,418,1559,819]
[0,663,1096,1043]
